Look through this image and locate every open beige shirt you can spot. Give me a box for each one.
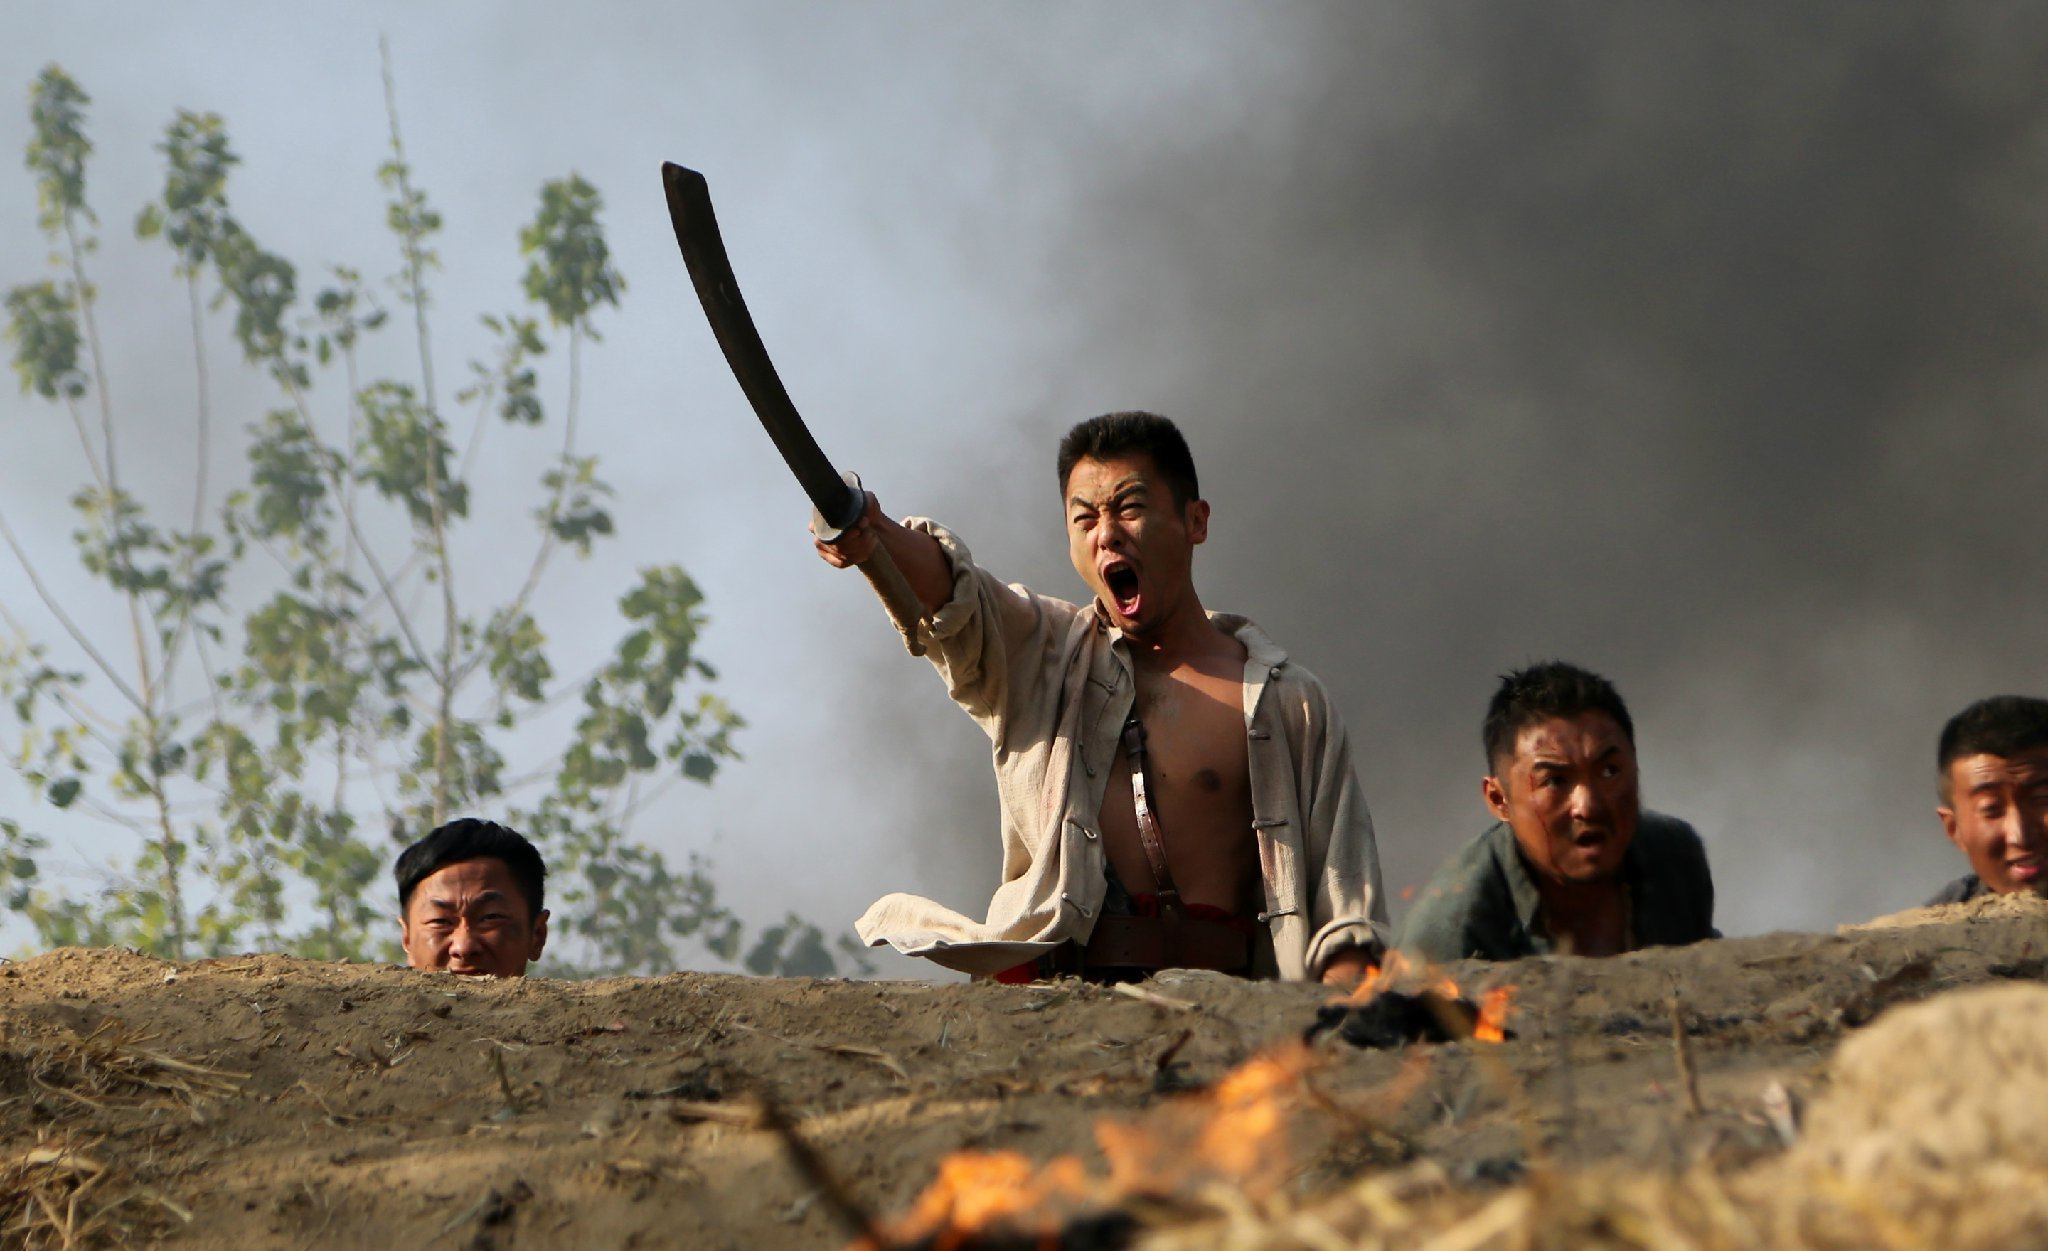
[854,520,1388,980]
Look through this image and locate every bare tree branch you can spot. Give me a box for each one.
[0,507,146,713]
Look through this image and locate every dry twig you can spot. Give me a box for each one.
[748,1093,891,1249]
[1115,983,1198,1012]
[817,1042,910,1084]
[22,1020,246,1126]
[1668,994,1705,1118]
[0,1140,190,1250]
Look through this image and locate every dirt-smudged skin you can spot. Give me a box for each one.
[0,896,2043,1249]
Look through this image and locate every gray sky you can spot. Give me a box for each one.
[3,4,2046,969]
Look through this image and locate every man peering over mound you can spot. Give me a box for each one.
[1396,661,1718,962]
[395,818,550,978]
[1927,695,2048,905]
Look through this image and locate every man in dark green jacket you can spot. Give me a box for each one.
[1395,661,1717,963]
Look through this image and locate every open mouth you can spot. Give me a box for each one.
[1101,561,1141,617]
[2009,856,2044,883]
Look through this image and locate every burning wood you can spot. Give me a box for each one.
[1473,987,1515,1043]
[1100,1046,1319,1199]
[852,1151,1117,1251]
[851,957,1520,1250]
[851,971,1517,1249]
[848,1046,1327,1250]
[1309,953,1517,1049]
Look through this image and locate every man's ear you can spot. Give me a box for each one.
[528,909,550,962]
[1481,775,1512,824]
[1937,806,1962,850]
[1184,498,1210,545]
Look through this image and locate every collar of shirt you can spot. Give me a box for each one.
[1488,818,1648,954]
[1089,600,1291,677]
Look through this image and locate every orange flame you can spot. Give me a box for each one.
[854,1044,1323,1249]
[856,964,1519,1249]
[1333,948,1469,1005]
[1099,1042,1317,1200]
[1475,985,1516,1043]
[863,1150,1103,1251]
[1332,949,1405,1003]
[1332,950,1514,1044]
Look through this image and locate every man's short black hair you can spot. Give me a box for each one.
[1937,696,2048,801]
[394,818,546,920]
[1056,411,1200,509]
[1483,661,1636,774]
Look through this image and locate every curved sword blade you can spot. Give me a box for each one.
[661,161,928,656]
[661,162,863,532]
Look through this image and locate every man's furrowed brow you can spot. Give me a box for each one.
[421,888,513,912]
[1080,481,1147,507]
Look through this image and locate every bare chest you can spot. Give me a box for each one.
[1094,661,1258,913]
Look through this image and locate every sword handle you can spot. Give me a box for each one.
[858,547,929,658]
[814,471,928,657]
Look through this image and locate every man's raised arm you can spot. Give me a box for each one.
[812,491,953,616]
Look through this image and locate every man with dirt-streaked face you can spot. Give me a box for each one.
[812,411,1387,985]
[1487,706,1640,896]
[396,819,549,978]
[1926,696,2048,905]
[1396,661,1717,962]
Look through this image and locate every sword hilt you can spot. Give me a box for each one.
[812,471,927,657]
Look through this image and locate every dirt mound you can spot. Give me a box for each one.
[1845,887,2048,931]
[1796,981,2048,1176]
[0,895,2043,1249]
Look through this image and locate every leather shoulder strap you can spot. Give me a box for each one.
[1120,713,1183,915]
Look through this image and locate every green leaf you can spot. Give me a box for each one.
[618,629,651,667]
[354,380,465,525]
[47,776,81,808]
[5,280,87,399]
[27,66,94,235]
[520,174,624,330]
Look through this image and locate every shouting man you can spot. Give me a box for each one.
[396,818,550,978]
[815,411,1386,984]
[1396,661,1717,962]
[1927,695,2048,904]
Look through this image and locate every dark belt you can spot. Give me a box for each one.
[1042,912,1251,980]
